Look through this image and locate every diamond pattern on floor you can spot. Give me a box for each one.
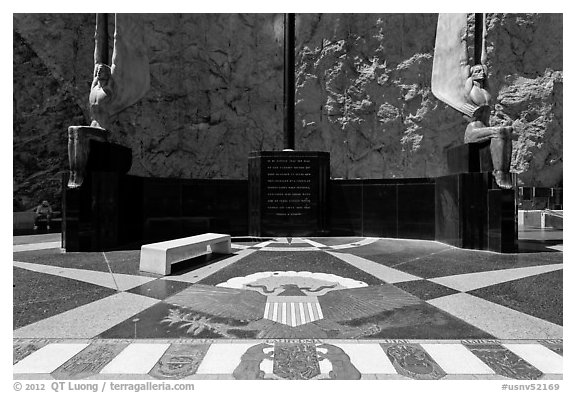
[13,235,562,380]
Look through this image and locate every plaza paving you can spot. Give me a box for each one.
[13,232,563,380]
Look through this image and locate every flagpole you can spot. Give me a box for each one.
[283,13,295,150]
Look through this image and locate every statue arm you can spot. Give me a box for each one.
[463,75,473,97]
[108,13,150,115]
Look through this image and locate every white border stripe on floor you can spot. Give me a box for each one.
[420,343,495,374]
[13,293,160,339]
[100,343,170,374]
[503,344,562,374]
[13,261,155,291]
[230,244,249,249]
[13,241,62,252]
[302,239,327,248]
[13,343,88,374]
[196,343,257,374]
[259,247,319,252]
[326,251,422,283]
[335,343,396,374]
[429,264,563,292]
[427,293,562,339]
[253,241,274,248]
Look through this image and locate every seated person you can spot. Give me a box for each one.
[34,200,53,231]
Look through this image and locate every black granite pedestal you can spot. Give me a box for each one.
[435,143,517,253]
[63,139,250,251]
[249,151,329,237]
[62,141,132,252]
[446,142,493,174]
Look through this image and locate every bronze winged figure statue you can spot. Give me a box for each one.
[67,13,150,188]
[431,13,513,189]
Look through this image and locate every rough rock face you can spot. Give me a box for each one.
[295,13,563,182]
[13,13,562,210]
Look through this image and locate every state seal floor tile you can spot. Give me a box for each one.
[13,340,50,364]
[51,342,130,379]
[463,343,544,379]
[12,339,563,380]
[380,343,447,379]
[538,340,563,355]
[148,343,210,379]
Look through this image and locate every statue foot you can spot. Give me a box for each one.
[67,172,77,188]
[74,172,84,188]
[493,170,513,189]
[67,171,83,189]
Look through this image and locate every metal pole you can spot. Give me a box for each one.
[94,13,109,65]
[474,13,484,65]
[283,13,295,150]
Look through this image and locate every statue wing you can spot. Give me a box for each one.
[109,13,150,115]
[318,285,421,322]
[431,13,478,118]
[165,284,267,321]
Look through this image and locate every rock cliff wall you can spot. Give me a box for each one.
[13,13,562,210]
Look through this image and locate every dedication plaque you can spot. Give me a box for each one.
[249,151,329,237]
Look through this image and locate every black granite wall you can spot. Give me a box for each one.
[64,174,249,251]
[329,179,436,239]
[63,144,516,252]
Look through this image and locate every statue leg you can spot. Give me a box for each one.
[67,127,77,188]
[489,127,513,189]
[465,124,513,189]
[67,126,109,188]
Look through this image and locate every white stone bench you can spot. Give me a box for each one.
[139,233,232,275]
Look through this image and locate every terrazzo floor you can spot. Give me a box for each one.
[13,232,563,380]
